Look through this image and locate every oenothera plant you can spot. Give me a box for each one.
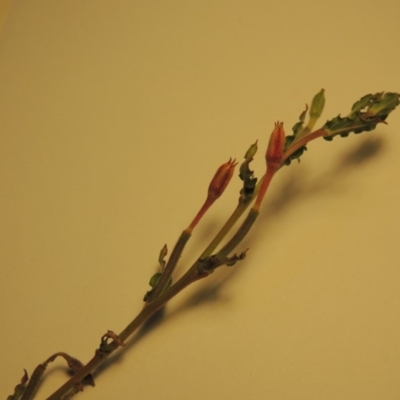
[8,90,400,400]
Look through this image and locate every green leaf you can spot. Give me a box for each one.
[348,93,378,119]
[239,141,258,203]
[292,104,308,137]
[282,103,310,166]
[283,134,307,165]
[294,89,326,140]
[158,244,168,271]
[143,272,172,301]
[149,272,162,288]
[365,92,400,119]
[349,92,400,120]
[323,92,400,140]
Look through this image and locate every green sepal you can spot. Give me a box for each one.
[323,92,400,141]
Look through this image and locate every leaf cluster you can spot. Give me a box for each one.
[323,92,400,140]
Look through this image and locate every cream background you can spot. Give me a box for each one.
[1,1,400,399]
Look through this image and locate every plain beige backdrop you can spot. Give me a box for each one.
[1,1,400,399]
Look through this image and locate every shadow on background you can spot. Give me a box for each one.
[264,135,385,219]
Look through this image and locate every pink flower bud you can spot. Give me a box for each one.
[266,122,285,169]
[208,158,237,201]
[187,158,237,233]
[253,122,286,211]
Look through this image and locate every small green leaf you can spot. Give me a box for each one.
[149,272,162,288]
[144,272,173,301]
[283,134,307,165]
[158,244,168,271]
[283,103,310,165]
[323,92,400,140]
[292,104,308,137]
[239,141,258,203]
[295,89,326,140]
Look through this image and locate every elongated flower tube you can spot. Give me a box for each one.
[208,158,237,201]
[253,122,285,211]
[265,121,285,169]
[146,158,238,303]
[187,158,237,233]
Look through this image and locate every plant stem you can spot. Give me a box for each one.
[46,202,261,399]
[146,229,191,302]
[282,129,326,163]
[20,364,46,400]
[199,174,268,260]
[199,201,249,259]
[47,128,333,399]
[216,208,259,258]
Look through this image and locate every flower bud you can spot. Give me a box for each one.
[266,122,285,170]
[309,88,325,121]
[187,158,237,233]
[244,141,258,159]
[208,158,237,201]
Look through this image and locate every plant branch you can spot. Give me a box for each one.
[199,201,250,259]
[216,208,259,258]
[46,262,209,400]
[145,230,191,302]
[9,89,398,400]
